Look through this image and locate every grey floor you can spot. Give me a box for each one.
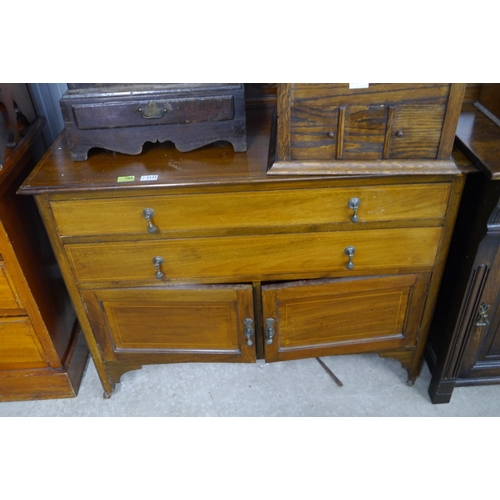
[2,353,500,416]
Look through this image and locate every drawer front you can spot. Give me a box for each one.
[50,183,451,237]
[0,262,23,310]
[291,104,447,161]
[65,227,442,283]
[0,317,47,369]
[72,95,235,130]
[80,285,256,362]
[262,273,429,362]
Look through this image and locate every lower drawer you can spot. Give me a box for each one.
[0,316,48,370]
[72,95,235,130]
[66,227,442,283]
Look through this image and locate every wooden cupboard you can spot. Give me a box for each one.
[0,118,88,401]
[270,83,465,174]
[19,104,464,398]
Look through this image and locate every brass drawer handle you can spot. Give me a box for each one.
[244,318,254,346]
[136,101,172,119]
[265,318,275,345]
[143,208,157,234]
[344,246,355,270]
[348,197,360,223]
[152,256,164,279]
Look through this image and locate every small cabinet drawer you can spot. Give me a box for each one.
[72,95,235,130]
[262,273,430,362]
[50,183,451,238]
[80,285,256,362]
[65,226,442,283]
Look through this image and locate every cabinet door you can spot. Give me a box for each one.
[262,274,429,362]
[80,285,256,363]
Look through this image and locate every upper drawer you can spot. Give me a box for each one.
[65,226,442,283]
[71,95,235,130]
[50,183,451,238]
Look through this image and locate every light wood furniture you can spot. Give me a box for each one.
[426,84,500,403]
[270,83,465,175]
[0,118,88,402]
[19,103,465,398]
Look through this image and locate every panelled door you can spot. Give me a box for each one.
[262,274,430,362]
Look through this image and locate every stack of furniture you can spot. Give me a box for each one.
[426,84,500,403]
[19,83,466,397]
[0,113,88,402]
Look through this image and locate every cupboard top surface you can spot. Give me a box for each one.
[19,107,462,196]
[20,107,274,194]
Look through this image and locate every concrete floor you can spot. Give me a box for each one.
[1,353,500,416]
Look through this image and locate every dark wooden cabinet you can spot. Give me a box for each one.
[426,86,500,403]
[60,84,247,160]
[0,118,88,401]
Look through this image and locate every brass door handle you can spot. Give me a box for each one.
[265,318,275,345]
[143,208,157,234]
[244,318,254,346]
[344,246,355,270]
[152,256,164,279]
[348,197,360,223]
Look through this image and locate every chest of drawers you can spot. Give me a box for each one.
[1,118,88,401]
[19,107,464,397]
[271,83,465,175]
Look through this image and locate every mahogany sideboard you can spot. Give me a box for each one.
[425,87,500,404]
[19,104,465,398]
[0,118,88,401]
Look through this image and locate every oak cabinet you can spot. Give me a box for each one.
[271,83,465,175]
[19,106,464,398]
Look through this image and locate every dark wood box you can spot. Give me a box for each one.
[60,83,247,161]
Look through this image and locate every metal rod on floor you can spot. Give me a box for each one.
[316,357,343,387]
